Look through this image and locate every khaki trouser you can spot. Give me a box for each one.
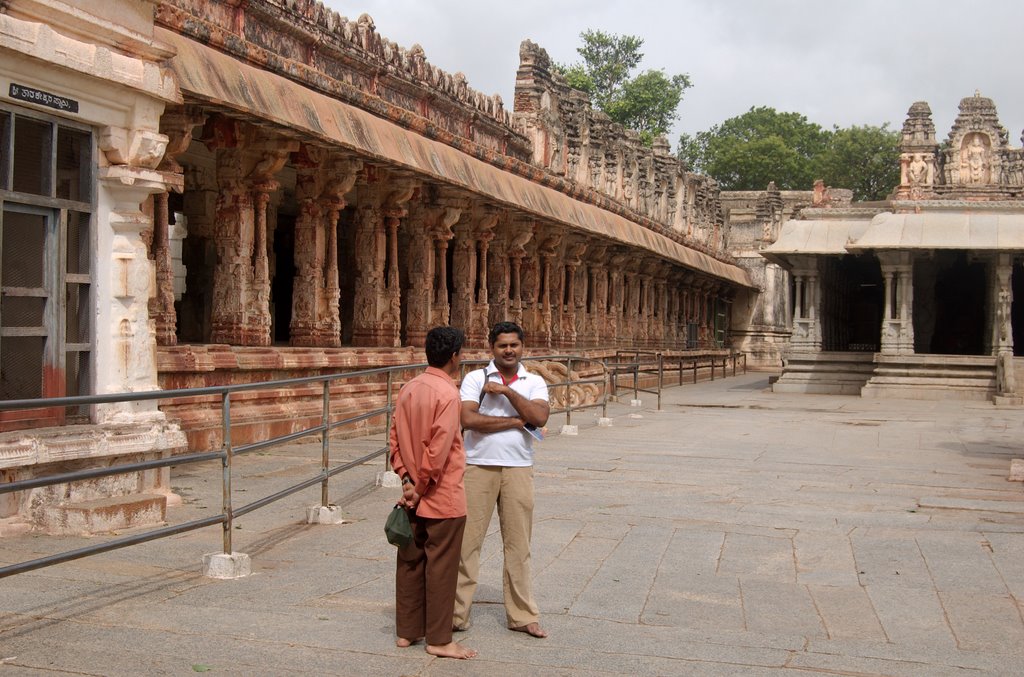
[453,464,539,629]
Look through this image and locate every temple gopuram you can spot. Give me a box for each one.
[0,0,756,533]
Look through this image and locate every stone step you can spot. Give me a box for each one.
[40,493,167,536]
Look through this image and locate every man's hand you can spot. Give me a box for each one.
[481,380,511,398]
[398,482,420,509]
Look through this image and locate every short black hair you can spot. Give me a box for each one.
[425,326,465,368]
[488,321,524,346]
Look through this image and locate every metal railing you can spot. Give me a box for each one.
[0,355,609,579]
[608,350,747,410]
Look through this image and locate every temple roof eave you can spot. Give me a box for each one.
[158,28,753,289]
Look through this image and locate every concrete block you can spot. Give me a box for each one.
[1010,459,1024,482]
[306,504,344,524]
[628,413,643,419]
[202,551,251,579]
[597,417,613,427]
[377,470,401,488]
[560,424,578,436]
[630,399,642,407]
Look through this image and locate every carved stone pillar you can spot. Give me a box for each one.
[209,139,253,345]
[537,231,563,348]
[877,251,914,355]
[507,220,534,329]
[608,252,627,346]
[790,258,822,352]
[97,159,178,420]
[403,203,433,347]
[992,253,1013,356]
[351,175,413,347]
[207,120,296,346]
[470,209,498,346]
[351,194,385,347]
[321,158,361,345]
[654,275,668,346]
[151,192,177,345]
[563,240,586,347]
[289,145,326,346]
[487,230,510,328]
[429,201,462,330]
[450,219,476,339]
[152,108,204,346]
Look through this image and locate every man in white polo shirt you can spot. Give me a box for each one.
[454,321,550,638]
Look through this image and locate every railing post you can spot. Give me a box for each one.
[221,392,233,556]
[321,380,330,508]
[743,353,747,374]
[633,362,639,400]
[565,357,574,426]
[710,357,715,381]
[385,369,394,472]
[601,362,609,419]
[657,353,663,411]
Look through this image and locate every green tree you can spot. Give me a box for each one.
[679,107,900,201]
[818,124,900,201]
[556,30,692,145]
[679,107,831,191]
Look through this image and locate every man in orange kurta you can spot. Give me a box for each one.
[389,326,476,660]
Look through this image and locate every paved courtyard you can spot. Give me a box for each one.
[2,372,1024,676]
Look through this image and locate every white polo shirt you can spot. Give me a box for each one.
[460,361,549,467]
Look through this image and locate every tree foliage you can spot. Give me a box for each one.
[556,30,692,146]
[817,125,901,202]
[679,107,900,201]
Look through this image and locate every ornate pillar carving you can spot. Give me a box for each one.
[563,240,587,347]
[507,220,534,329]
[790,258,822,352]
[152,108,204,346]
[993,253,1013,356]
[537,231,563,347]
[608,251,628,346]
[289,145,327,346]
[470,208,499,346]
[430,201,463,328]
[487,223,511,329]
[351,171,415,347]
[877,251,914,355]
[585,243,608,348]
[321,157,362,346]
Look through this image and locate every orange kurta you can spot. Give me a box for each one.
[389,366,466,519]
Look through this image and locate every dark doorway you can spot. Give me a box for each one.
[914,251,986,355]
[1013,261,1024,356]
[271,214,295,344]
[820,254,883,351]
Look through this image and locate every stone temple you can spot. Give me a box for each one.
[0,0,1021,533]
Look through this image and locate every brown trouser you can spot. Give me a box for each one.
[395,512,466,646]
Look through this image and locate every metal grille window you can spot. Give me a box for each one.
[0,104,94,429]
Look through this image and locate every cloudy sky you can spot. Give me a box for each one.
[322,0,1024,150]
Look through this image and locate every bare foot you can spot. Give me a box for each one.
[425,641,477,659]
[395,636,422,648]
[510,622,548,638]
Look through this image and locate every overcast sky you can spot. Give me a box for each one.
[321,0,1024,150]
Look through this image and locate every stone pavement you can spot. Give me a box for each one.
[2,373,1024,676]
